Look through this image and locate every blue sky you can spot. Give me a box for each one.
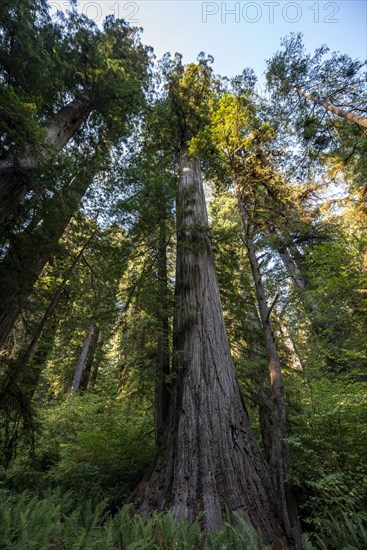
[55,1,366,82]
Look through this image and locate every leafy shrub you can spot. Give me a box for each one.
[288,375,367,549]
[44,394,155,501]
[1,393,155,505]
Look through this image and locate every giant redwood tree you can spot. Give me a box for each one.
[133,61,290,548]
[134,147,288,547]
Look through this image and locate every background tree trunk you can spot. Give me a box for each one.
[0,235,94,409]
[133,150,288,548]
[0,171,95,350]
[70,320,95,396]
[89,337,103,392]
[293,87,367,128]
[258,384,273,463]
[234,183,301,548]
[80,325,100,392]
[278,319,303,372]
[278,247,306,292]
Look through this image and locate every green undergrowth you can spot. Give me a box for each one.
[0,487,270,550]
[1,393,156,504]
[0,488,366,550]
[1,391,366,549]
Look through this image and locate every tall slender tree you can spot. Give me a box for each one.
[191,90,301,545]
[80,325,100,392]
[70,320,95,396]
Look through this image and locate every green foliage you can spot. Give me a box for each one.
[265,33,367,186]
[286,373,367,548]
[0,0,65,108]
[158,52,216,146]
[0,394,154,521]
[0,87,46,154]
[39,394,154,500]
[301,225,367,373]
[0,487,270,549]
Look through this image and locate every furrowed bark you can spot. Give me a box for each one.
[258,384,273,463]
[154,209,171,448]
[0,171,94,350]
[293,86,367,129]
[234,182,301,548]
[133,150,289,549]
[0,99,92,227]
[0,236,93,409]
[70,320,95,396]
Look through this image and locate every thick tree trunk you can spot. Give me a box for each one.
[80,325,100,392]
[293,86,367,129]
[70,321,95,396]
[234,183,301,548]
[154,212,171,447]
[42,100,92,152]
[133,150,288,548]
[0,99,92,226]
[0,237,92,409]
[0,172,93,350]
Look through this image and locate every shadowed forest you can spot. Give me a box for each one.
[0,2,366,549]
